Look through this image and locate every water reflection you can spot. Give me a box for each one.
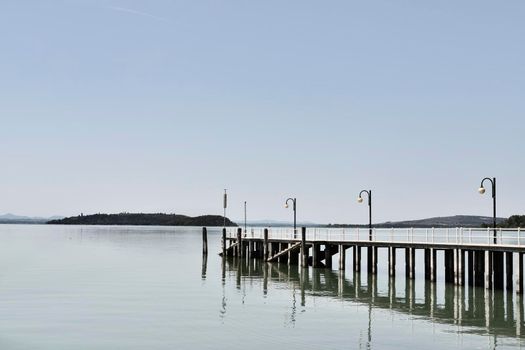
[221,257,525,341]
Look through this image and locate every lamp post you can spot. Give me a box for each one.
[478,177,497,243]
[358,190,372,240]
[285,197,297,237]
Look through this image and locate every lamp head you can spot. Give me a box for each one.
[357,197,364,203]
[285,203,289,209]
[478,187,486,194]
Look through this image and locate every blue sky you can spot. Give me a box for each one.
[0,0,523,224]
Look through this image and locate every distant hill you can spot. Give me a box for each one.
[0,213,64,224]
[328,215,507,228]
[47,213,237,227]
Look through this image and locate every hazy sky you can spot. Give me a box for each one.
[1,0,523,224]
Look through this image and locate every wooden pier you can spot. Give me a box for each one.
[212,226,525,293]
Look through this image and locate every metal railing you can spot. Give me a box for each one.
[228,227,524,247]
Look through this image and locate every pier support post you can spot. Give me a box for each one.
[222,228,226,257]
[468,250,474,287]
[301,227,307,267]
[237,228,243,258]
[313,244,321,268]
[430,248,437,282]
[354,246,361,272]
[424,248,430,280]
[338,245,346,270]
[493,251,504,290]
[367,247,373,274]
[444,249,453,283]
[263,228,269,260]
[405,248,415,279]
[518,253,524,294]
[202,227,208,255]
[325,245,333,268]
[474,250,485,287]
[388,247,396,277]
[371,247,378,274]
[506,252,513,292]
[485,251,493,290]
[458,249,465,286]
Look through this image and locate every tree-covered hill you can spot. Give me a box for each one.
[47,213,237,227]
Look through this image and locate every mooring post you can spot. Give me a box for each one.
[301,227,307,267]
[338,245,346,270]
[222,227,226,257]
[202,227,208,256]
[389,247,396,277]
[237,228,243,258]
[506,252,513,292]
[518,253,524,294]
[263,228,269,260]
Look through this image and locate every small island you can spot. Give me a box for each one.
[48,213,237,227]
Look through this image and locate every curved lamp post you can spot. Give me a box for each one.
[479,177,496,243]
[285,197,297,237]
[358,190,372,240]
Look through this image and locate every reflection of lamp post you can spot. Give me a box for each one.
[358,190,372,240]
[479,177,497,243]
[285,197,297,237]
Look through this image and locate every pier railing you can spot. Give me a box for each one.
[229,227,524,247]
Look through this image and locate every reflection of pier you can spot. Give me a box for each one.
[217,227,525,294]
[221,257,525,339]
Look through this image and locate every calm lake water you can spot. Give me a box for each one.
[0,225,523,349]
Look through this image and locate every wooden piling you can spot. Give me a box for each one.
[301,227,307,267]
[518,253,524,294]
[237,228,243,258]
[338,245,346,270]
[493,251,504,290]
[458,249,465,286]
[506,252,513,292]
[467,250,474,287]
[354,246,361,272]
[202,227,208,255]
[263,228,269,260]
[313,244,321,268]
[474,250,485,287]
[366,247,374,274]
[406,248,415,279]
[324,244,333,268]
[485,250,493,290]
[389,247,396,277]
[372,247,378,274]
[221,227,226,257]
[444,249,453,283]
[430,248,437,282]
[424,248,430,280]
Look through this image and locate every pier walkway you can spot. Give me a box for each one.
[216,227,525,293]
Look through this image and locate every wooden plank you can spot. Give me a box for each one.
[267,242,301,262]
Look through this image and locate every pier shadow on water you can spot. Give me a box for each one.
[219,256,525,341]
